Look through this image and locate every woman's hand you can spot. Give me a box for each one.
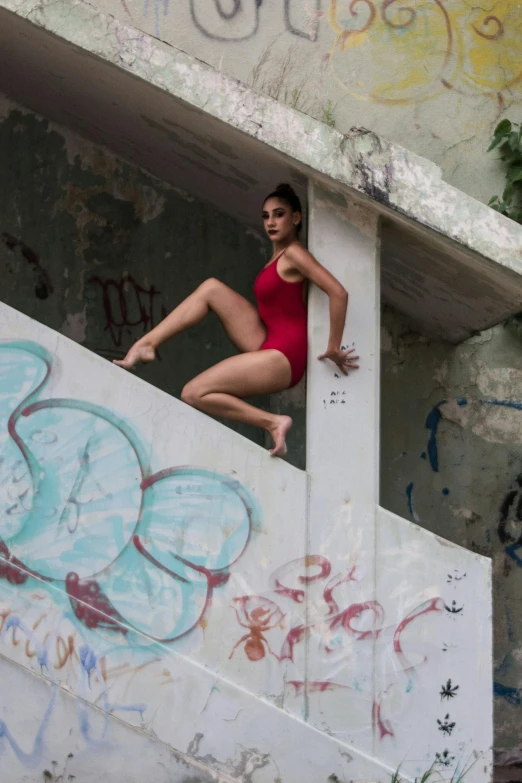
[318,346,360,375]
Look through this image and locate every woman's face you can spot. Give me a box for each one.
[262,197,300,243]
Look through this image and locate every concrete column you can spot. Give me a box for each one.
[306,182,381,540]
[305,181,381,750]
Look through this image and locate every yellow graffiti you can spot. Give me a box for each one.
[327,0,522,104]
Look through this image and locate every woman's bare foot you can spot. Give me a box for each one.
[113,341,156,370]
[267,415,292,457]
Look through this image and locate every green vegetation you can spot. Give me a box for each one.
[488,119,522,224]
[328,754,478,783]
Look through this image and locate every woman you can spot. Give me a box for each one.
[114,184,359,457]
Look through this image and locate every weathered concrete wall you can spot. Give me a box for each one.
[89,0,521,205]
[381,307,522,758]
[0,654,223,782]
[0,267,492,780]
[0,94,310,463]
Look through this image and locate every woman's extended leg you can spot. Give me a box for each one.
[181,350,293,457]
[114,278,266,369]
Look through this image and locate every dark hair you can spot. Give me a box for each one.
[263,183,302,231]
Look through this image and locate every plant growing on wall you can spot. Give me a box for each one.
[249,43,337,128]
[488,120,522,224]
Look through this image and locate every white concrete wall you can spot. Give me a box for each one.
[305,184,493,779]
[0,653,224,782]
[0,240,492,783]
[0,301,384,783]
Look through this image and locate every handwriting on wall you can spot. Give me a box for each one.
[229,554,466,758]
[136,0,522,104]
[189,0,321,42]
[88,274,167,359]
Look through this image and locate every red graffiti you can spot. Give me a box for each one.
[323,563,359,615]
[373,692,394,740]
[229,596,285,661]
[270,555,331,603]
[89,274,167,351]
[279,624,309,662]
[0,539,44,585]
[65,572,128,634]
[393,597,445,672]
[286,680,354,696]
[328,600,385,644]
[230,555,446,744]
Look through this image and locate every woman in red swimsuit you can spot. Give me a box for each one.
[114,184,359,457]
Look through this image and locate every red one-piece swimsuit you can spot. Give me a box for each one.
[253,253,308,388]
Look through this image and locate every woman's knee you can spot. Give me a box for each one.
[181,381,203,408]
[199,277,223,299]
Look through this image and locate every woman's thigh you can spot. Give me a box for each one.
[184,350,292,398]
[207,280,266,353]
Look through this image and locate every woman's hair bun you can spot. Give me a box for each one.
[275,182,294,192]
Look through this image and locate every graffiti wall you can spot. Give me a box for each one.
[0,295,492,780]
[0,95,312,467]
[381,307,522,761]
[97,0,522,203]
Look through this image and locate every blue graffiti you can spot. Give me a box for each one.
[143,0,170,38]
[0,341,259,643]
[2,615,48,669]
[425,401,446,473]
[494,681,522,707]
[79,644,97,684]
[0,687,56,767]
[406,482,414,516]
[480,399,522,412]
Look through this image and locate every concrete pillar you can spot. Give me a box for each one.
[306,182,380,537]
[305,181,381,750]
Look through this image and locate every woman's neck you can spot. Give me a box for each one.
[272,237,298,256]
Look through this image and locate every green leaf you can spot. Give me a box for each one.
[508,165,522,183]
[510,168,522,183]
[499,149,522,165]
[488,134,504,152]
[494,119,512,137]
[508,131,521,151]
[488,196,500,206]
[503,183,515,202]
[509,210,522,224]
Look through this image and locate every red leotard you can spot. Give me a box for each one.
[253,253,308,388]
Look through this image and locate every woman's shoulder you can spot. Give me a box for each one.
[285,242,316,267]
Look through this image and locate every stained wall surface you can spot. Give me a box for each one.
[90,0,522,205]
[0,95,306,465]
[380,308,522,759]
[0,655,221,783]
[0,296,492,783]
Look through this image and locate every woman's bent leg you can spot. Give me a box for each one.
[181,350,293,457]
[114,278,266,369]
